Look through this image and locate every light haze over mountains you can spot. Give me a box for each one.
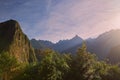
[0,0,120,42]
[31,29,120,61]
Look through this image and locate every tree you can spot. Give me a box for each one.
[0,52,19,80]
[64,43,99,80]
[39,50,69,80]
[13,49,69,80]
[101,65,120,80]
[12,63,37,80]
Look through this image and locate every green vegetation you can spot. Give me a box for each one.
[1,44,120,80]
[0,20,37,63]
[0,52,19,80]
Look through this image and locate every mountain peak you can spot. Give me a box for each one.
[74,35,79,38]
[7,19,18,22]
[0,20,36,63]
[1,19,19,25]
[0,19,21,32]
[72,35,83,41]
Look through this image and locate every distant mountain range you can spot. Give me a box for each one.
[0,19,120,64]
[31,35,83,52]
[31,29,120,60]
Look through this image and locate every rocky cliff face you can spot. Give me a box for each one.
[0,20,36,63]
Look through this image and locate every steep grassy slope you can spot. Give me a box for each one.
[0,20,36,63]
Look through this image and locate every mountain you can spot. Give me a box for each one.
[31,35,83,52]
[31,28,120,63]
[0,20,36,63]
[90,30,120,59]
[4,19,120,64]
[30,39,54,49]
[53,35,83,52]
[107,45,120,64]
[63,30,120,59]
[62,38,95,53]
[31,39,46,49]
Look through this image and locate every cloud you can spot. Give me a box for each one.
[0,0,120,42]
[32,0,120,42]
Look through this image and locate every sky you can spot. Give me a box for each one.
[0,0,120,42]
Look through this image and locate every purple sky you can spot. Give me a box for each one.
[0,0,120,42]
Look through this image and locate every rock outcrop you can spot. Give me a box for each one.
[0,19,36,63]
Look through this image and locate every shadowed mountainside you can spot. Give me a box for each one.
[31,29,120,61]
[31,35,83,52]
[0,20,36,63]
[107,45,120,64]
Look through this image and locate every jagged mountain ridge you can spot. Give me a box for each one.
[63,30,120,59]
[31,39,54,49]
[31,29,120,61]
[0,20,36,63]
[88,30,120,59]
[30,35,83,52]
[53,35,83,52]
[2,20,120,63]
